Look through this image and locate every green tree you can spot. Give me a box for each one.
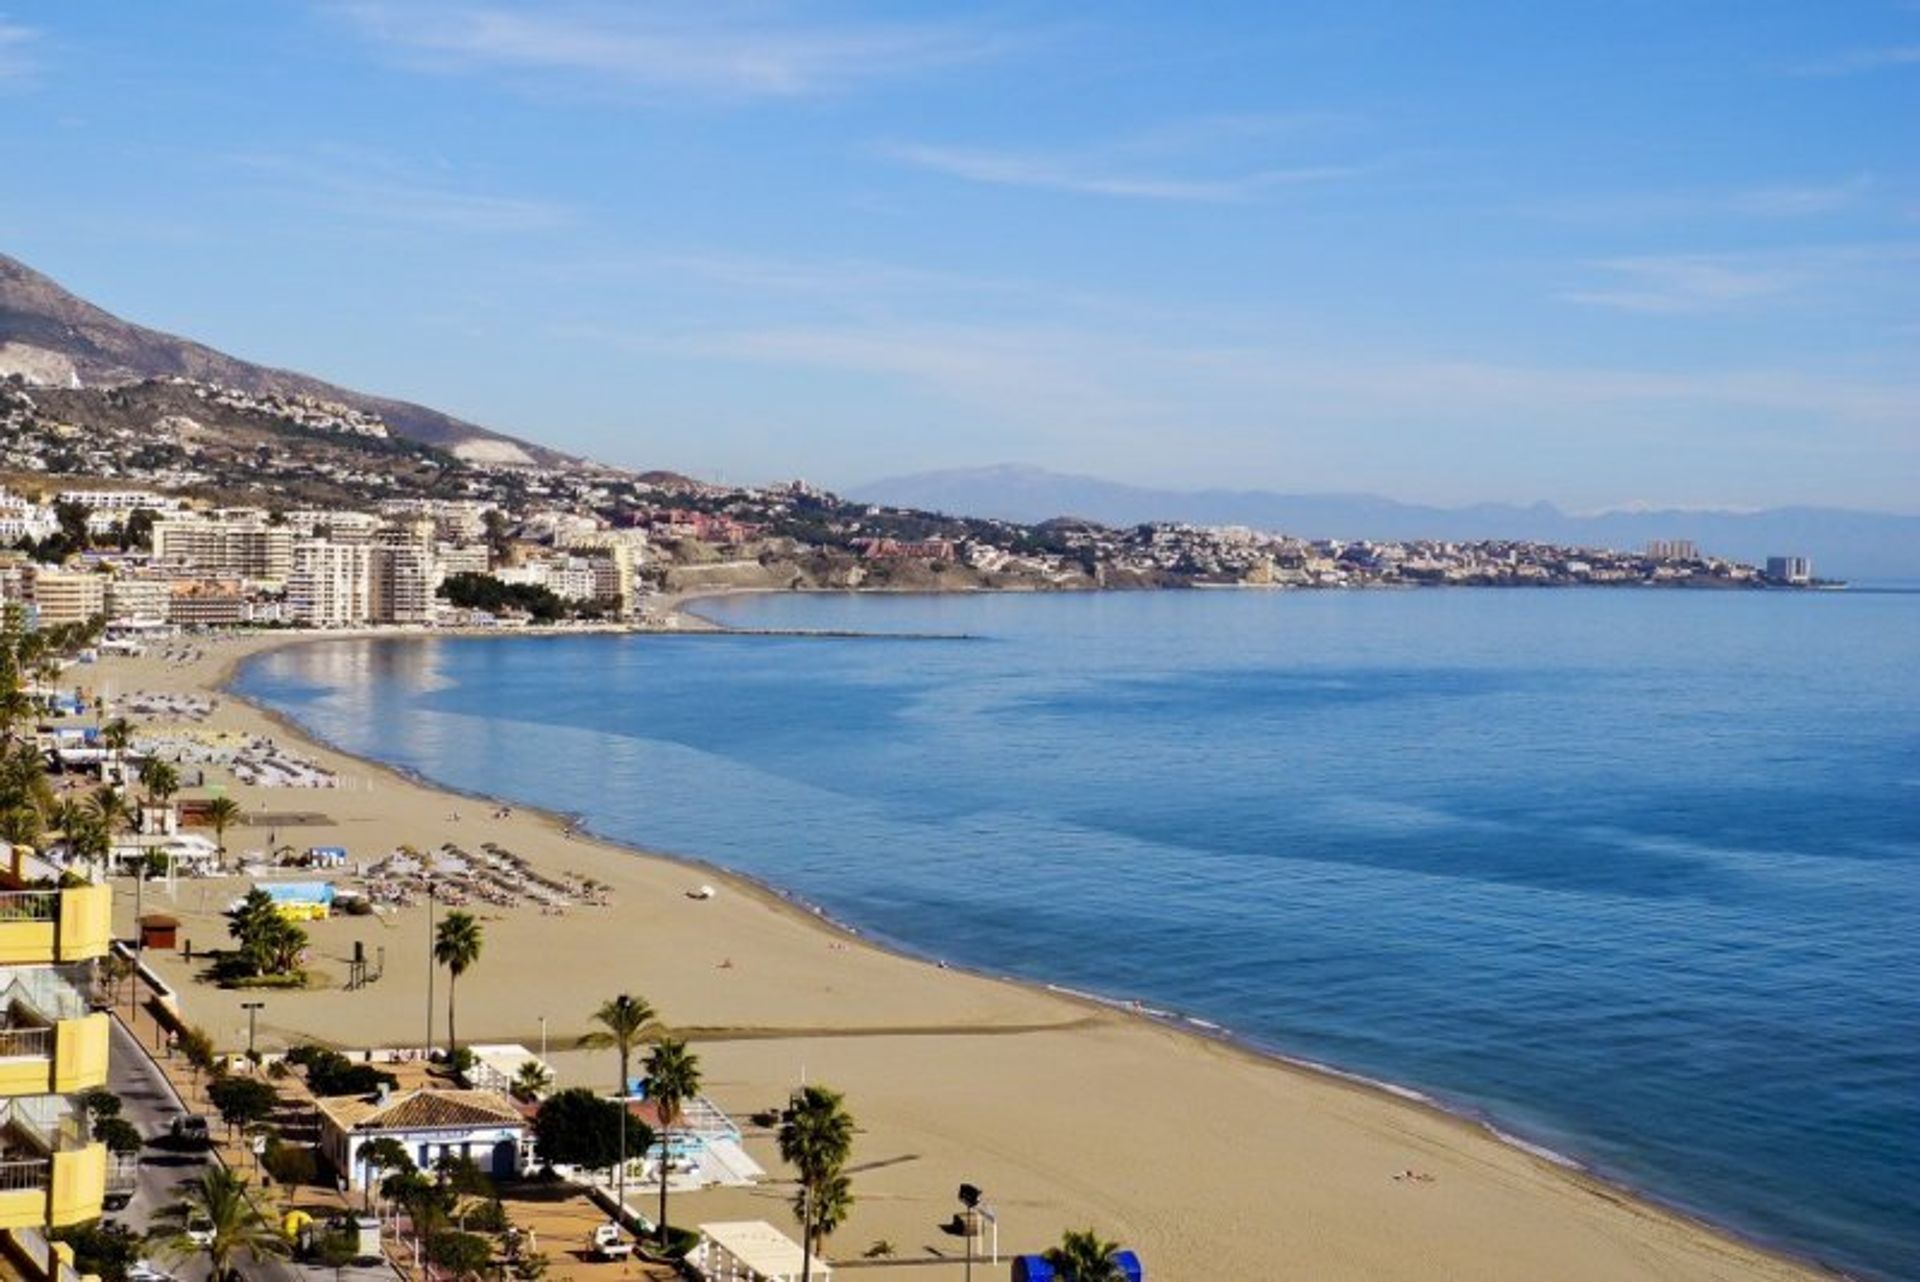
[1042,1229,1129,1282]
[52,499,92,552]
[580,993,655,1220]
[207,1075,279,1137]
[531,1088,652,1179]
[94,1114,144,1157]
[50,1221,141,1282]
[203,794,242,860]
[779,1084,856,1282]
[433,911,483,1054]
[644,1037,702,1246]
[359,1135,414,1212]
[151,1167,288,1282]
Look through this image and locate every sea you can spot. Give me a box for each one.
[233,587,1920,1280]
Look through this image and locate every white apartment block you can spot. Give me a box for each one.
[435,544,491,579]
[55,489,183,512]
[289,540,372,627]
[285,510,383,544]
[152,516,295,585]
[27,568,107,626]
[105,577,172,625]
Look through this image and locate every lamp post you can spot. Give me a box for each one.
[539,1015,547,1060]
[958,1184,981,1282]
[424,882,436,1058]
[241,1000,264,1062]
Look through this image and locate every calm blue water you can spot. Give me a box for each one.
[235,590,1920,1279]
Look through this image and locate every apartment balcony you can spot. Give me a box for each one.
[0,1112,103,1231]
[0,1018,107,1100]
[0,856,111,968]
[0,1225,85,1282]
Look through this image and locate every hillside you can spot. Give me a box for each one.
[851,465,1920,581]
[0,252,567,466]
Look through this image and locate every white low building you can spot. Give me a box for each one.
[316,1088,529,1187]
[695,1222,828,1282]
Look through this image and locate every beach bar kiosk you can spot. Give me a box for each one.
[137,913,179,951]
[694,1222,825,1282]
[1012,1251,1142,1282]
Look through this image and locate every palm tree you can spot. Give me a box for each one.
[432,911,483,1055]
[139,757,181,808]
[580,994,656,1228]
[778,1084,855,1282]
[644,1038,702,1246]
[790,1172,853,1267]
[152,1167,288,1282]
[1042,1229,1128,1282]
[99,717,132,783]
[511,1059,553,1102]
[204,795,242,862]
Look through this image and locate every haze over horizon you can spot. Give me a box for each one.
[1,2,1914,513]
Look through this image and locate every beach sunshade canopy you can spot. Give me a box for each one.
[699,1221,823,1280]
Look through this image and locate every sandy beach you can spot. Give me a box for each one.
[92,628,1835,1282]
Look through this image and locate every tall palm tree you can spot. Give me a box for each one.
[644,1037,702,1246]
[204,795,242,862]
[139,757,181,808]
[790,1172,853,1267]
[580,994,656,1227]
[99,717,132,783]
[432,911,483,1055]
[511,1060,553,1102]
[152,1167,288,1282]
[1042,1229,1128,1282]
[778,1084,855,1282]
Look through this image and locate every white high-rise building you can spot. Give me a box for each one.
[289,540,372,627]
[152,515,295,585]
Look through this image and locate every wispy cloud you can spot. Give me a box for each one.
[328,1,1012,100]
[1788,44,1920,76]
[1525,178,1873,225]
[880,142,1359,203]
[231,148,573,234]
[1560,244,1919,314]
[0,19,38,85]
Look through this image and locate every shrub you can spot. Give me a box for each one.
[263,1140,319,1187]
[460,1196,509,1234]
[426,1230,494,1279]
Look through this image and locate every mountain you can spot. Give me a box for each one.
[0,252,565,466]
[849,465,1920,581]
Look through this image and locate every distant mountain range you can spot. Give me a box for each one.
[850,466,1920,581]
[0,252,564,466]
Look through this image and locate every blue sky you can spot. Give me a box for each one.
[1,2,1915,511]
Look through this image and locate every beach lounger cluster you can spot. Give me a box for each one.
[353,843,613,915]
[116,690,215,721]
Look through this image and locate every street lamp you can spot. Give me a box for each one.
[241,1000,265,1062]
[539,1015,547,1060]
[959,1183,980,1282]
[424,882,437,1058]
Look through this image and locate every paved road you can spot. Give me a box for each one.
[107,1018,394,1282]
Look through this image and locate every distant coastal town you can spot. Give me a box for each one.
[0,373,1821,633]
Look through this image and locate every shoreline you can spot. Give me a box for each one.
[106,623,1851,1281]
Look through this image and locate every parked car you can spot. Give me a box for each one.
[169,1114,210,1147]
